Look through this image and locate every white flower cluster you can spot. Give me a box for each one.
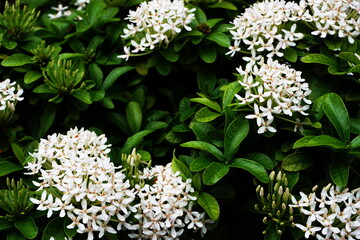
[227,0,306,58]
[26,128,213,240]
[25,128,136,240]
[290,184,360,240]
[227,0,360,58]
[127,163,213,239]
[0,78,24,111]
[235,57,312,134]
[304,0,360,43]
[118,0,195,61]
[48,0,90,19]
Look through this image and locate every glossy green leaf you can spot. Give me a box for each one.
[195,107,222,122]
[198,192,220,220]
[222,81,242,108]
[39,104,56,138]
[11,142,25,165]
[24,71,42,84]
[1,54,32,67]
[155,57,172,76]
[282,152,313,172]
[329,159,349,187]
[88,63,103,88]
[72,90,92,104]
[172,156,193,180]
[208,1,237,10]
[283,48,297,62]
[64,218,77,238]
[181,141,225,162]
[0,218,12,231]
[293,135,347,150]
[324,38,343,50]
[246,152,275,170]
[197,45,216,63]
[323,93,350,143]
[14,216,38,239]
[42,217,66,240]
[202,162,229,185]
[7,231,25,240]
[205,32,230,47]
[122,130,153,154]
[301,53,337,67]
[190,97,222,113]
[338,52,360,65]
[350,135,360,148]
[0,158,22,176]
[190,157,212,172]
[224,115,249,161]
[160,48,179,62]
[230,158,269,183]
[126,101,142,134]
[101,66,134,90]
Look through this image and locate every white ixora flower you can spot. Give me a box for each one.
[234,57,312,134]
[291,184,360,240]
[125,163,213,239]
[303,0,360,43]
[227,0,305,58]
[118,0,195,60]
[25,127,136,240]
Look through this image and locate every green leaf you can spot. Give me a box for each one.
[88,0,104,24]
[224,115,249,161]
[1,54,32,67]
[338,52,360,65]
[24,71,42,84]
[323,93,350,143]
[181,141,225,162]
[42,217,66,240]
[7,231,25,240]
[71,90,92,104]
[88,63,103,88]
[324,38,343,50]
[350,135,360,148]
[202,162,229,185]
[14,216,38,239]
[126,101,142,134]
[159,48,179,62]
[197,45,216,63]
[0,218,12,231]
[190,97,222,113]
[230,158,269,183]
[246,152,275,170]
[293,135,347,150]
[197,192,220,221]
[208,1,237,10]
[11,143,25,164]
[329,159,349,187]
[205,32,230,47]
[197,69,217,95]
[33,84,56,94]
[195,107,222,122]
[101,66,134,90]
[283,48,297,62]
[64,218,77,238]
[282,152,314,172]
[172,156,193,180]
[0,158,22,176]
[155,57,172,76]
[122,130,154,154]
[301,54,337,67]
[190,157,212,172]
[39,104,57,138]
[222,81,242,108]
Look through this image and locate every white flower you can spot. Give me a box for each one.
[119,0,195,60]
[227,0,305,58]
[235,57,312,134]
[48,4,72,19]
[0,79,23,112]
[25,128,136,240]
[293,184,360,240]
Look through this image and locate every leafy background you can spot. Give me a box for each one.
[0,0,359,239]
